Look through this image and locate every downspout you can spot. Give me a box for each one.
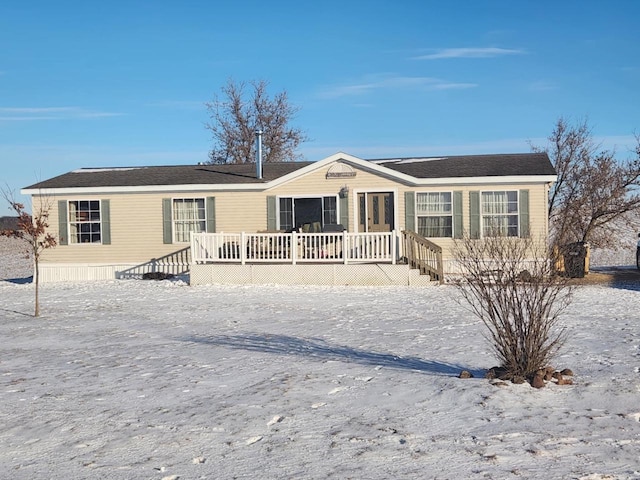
[255,129,263,179]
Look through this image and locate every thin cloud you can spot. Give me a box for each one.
[413,47,526,60]
[319,75,476,98]
[528,81,558,92]
[0,107,123,121]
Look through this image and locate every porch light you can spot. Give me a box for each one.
[339,185,349,198]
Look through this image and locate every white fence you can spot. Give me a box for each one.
[191,231,399,265]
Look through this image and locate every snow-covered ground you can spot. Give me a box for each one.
[1,237,640,479]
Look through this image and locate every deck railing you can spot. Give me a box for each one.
[191,231,398,265]
[401,230,444,283]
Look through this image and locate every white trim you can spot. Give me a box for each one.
[415,190,455,239]
[352,188,399,233]
[275,193,340,231]
[66,198,104,246]
[171,196,207,244]
[479,189,520,238]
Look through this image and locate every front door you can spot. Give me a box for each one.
[358,192,394,232]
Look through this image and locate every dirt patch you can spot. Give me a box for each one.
[569,267,640,287]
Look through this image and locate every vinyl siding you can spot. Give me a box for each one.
[32,160,552,266]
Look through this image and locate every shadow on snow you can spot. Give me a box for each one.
[2,275,33,284]
[183,333,483,377]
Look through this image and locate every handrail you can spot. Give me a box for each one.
[191,231,399,265]
[401,230,444,283]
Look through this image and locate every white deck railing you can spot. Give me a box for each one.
[191,231,399,265]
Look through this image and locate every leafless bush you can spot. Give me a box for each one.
[451,233,573,380]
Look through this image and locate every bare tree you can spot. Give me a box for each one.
[205,79,308,164]
[1,188,57,317]
[451,233,573,382]
[531,117,640,248]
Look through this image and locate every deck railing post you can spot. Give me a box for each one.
[391,230,397,264]
[343,230,348,265]
[292,231,297,265]
[241,232,246,265]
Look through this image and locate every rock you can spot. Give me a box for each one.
[560,368,574,376]
[485,366,510,380]
[557,376,573,386]
[511,375,526,384]
[531,373,546,388]
[459,370,474,379]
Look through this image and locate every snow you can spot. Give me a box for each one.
[1,237,640,479]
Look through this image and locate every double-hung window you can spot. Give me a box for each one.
[416,192,453,238]
[173,198,206,242]
[481,191,519,237]
[68,200,102,244]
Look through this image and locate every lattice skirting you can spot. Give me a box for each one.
[190,263,436,286]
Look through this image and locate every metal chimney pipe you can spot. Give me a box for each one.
[255,129,263,179]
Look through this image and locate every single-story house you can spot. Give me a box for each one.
[21,151,557,285]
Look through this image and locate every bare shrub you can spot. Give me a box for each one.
[451,233,573,380]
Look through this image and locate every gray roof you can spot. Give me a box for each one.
[23,153,555,190]
[24,162,314,189]
[373,153,556,178]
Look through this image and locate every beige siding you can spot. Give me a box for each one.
[40,193,191,264]
[32,160,552,268]
[215,191,269,232]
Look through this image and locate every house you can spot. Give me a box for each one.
[21,152,557,285]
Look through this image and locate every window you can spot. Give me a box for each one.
[173,198,206,242]
[416,192,452,237]
[323,196,337,225]
[68,200,102,244]
[481,191,519,236]
[279,198,293,232]
[278,196,338,231]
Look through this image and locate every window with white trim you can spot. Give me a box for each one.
[173,198,206,242]
[278,196,338,232]
[416,192,453,237]
[481,190,519,236]
[68,200,102,244]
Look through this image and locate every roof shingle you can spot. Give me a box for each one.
[23,153,555,190]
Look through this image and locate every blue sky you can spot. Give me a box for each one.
[1,0,639,209]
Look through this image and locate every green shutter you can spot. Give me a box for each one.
[267,196,277,230]
[339,194,349,230]
[469,191,480,239]
[453,191,463,239]
[162,198,172,244]
[404,192,415,232]
[206,197,216,233]
[519,189,530,237]
[101,200,111,245]
[58,200,68,246]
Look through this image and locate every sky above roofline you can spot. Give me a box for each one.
[1,0,639,210]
